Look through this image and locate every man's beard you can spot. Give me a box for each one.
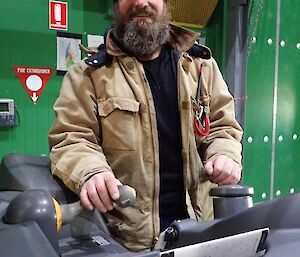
[113,5,171,57]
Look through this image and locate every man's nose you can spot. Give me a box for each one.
[134,0,149,8]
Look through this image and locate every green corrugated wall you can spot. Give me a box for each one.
[243,0,300,202]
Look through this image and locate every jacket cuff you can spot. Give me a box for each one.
[203,138,242,165]
[76,168,113,192]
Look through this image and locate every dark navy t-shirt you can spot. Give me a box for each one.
[142,45,188,225]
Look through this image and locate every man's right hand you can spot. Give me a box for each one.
[80,171,122,213]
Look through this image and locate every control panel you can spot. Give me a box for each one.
[0,99,16,127]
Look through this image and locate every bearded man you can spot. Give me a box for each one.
[48,0,243,252]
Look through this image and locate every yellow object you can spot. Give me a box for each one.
[169,0,218,28]
[171,21,204,29]
[52,198,62,231]
[128,186,137,198]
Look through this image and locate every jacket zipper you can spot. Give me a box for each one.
[177,54,189,205]
[136,60,160,242]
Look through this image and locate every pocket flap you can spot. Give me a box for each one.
[98,97,140,117]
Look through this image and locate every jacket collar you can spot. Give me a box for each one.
[106,23,200,57]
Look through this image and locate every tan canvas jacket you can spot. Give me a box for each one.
[48,24,243,252]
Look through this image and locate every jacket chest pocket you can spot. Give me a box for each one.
[98,97,140,151]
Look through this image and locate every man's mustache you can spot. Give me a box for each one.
[128,6,157,19]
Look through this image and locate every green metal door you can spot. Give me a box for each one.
[243,0,300,202]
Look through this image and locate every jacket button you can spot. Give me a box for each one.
[103,104,110,113]
[126,61,135,70]
[140,103,147,113]
[182,150,188,161]
[144,202,152,212]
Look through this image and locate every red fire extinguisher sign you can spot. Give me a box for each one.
[49,1,68,30]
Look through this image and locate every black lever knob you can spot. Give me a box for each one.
[210,185,254,219]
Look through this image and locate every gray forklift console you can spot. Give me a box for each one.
[1,153,300,257]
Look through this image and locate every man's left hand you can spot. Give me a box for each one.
[203,155,241,185]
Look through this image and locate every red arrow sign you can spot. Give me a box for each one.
[13,66,54,104]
